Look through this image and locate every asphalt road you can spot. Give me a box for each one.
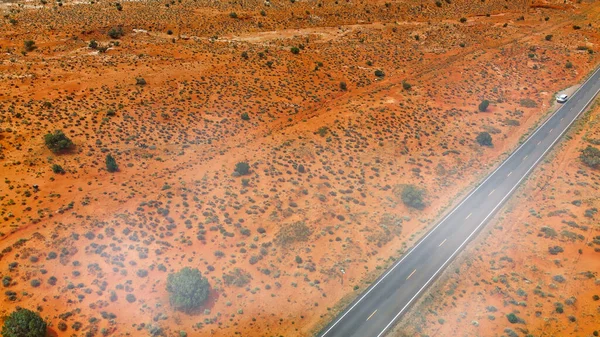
[318,66,600,337]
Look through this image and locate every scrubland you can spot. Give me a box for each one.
[1,0,599,336]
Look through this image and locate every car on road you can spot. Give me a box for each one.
[556,94,568,103]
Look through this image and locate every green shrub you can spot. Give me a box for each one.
[24,40,37,52]
[241,112,250,120]
[1,308,47,337]
[105,154,118,172]
[126,294,136,303]
[459,17,467,23]
[374,69,385,77]
[291,47,300,54]
[478,99,490,112]
[135,77,147,85]
[402,81,412,90]
[167,267,210,312]
[89,40,98,49]
[317,126,329,137]
[545,34,553,41]
[566,61,573,69]
[340,81,347,91]
[401,185,425,210]
[108,27,124,39]
[52,164,65,174]
[580,145,600,168]
[229,12,238,18]
[506,313,519,323]
[476,132,492,146]
[235,161,250,175]
[548,246,563,255]
[44,130,73,153]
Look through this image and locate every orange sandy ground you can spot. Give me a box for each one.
[1,0,599,336]
[393,103,600,337]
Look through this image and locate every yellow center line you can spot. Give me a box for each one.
[488,189,495,196]
[407,269,416,280]
[466,213,472,219]
[367,309,378,321]
[507,171,512,177]
[439,238,447,247]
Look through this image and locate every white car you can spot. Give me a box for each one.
[556,94,568,103]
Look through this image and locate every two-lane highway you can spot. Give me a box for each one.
[318,66,600,337]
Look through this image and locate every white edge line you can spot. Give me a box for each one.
[319,66,600,337]
[374,74,600,337]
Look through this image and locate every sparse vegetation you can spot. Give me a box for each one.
[275,221,312,246]
[580,145,600,168]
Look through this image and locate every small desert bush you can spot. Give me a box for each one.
[222,268,252,287]
[580,145,600,168]
[235,161,250,175]
[44,130,73,153]
[401,185,425,210]
[476,132,492,146]
[478,99,490,112]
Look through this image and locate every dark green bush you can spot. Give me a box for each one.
[52,164,65,174]
[476,132,492,146]
[108,27,124,39]
[105,154,118,172]
[1,308,46,337]
[44,130,73,153]
[24,40,37,52]
[235,161,250,175]
[506,313,519,323]
[374,69,385,77]
[167,267,210,312]
[478,99,490,112]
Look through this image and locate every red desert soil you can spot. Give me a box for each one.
[0,0,599,336]
[393,101,600,337]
